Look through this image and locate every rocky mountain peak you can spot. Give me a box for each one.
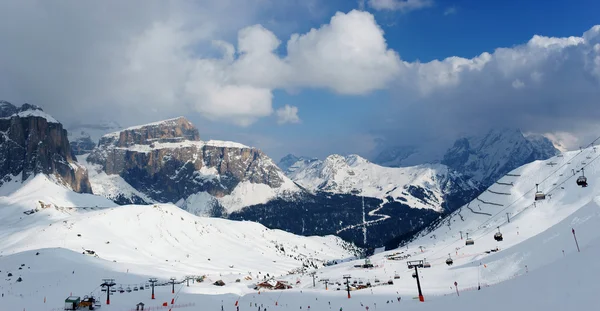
[0,101,91,193]
[18,103,43,112]
[0,100,17,117]
[100,116,199,148]
[87,117,294,206]
[442,128,559,186]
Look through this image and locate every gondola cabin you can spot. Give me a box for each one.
[577,176,588,187]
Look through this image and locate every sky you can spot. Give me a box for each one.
[1,0,600,161]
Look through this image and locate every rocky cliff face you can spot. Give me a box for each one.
[87,117,292,205]
[0,101,91,193]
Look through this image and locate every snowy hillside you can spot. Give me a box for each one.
[3,146,600,311]
[0,175,359,310]
[296,144,600,298]
[288,154,476,211]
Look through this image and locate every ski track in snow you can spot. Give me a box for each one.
[336,200,391,234]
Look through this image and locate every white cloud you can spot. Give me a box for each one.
[285,10,401,94]
[0,4,401,128]
[276,105,301,125]
[512,79,525,89]
[443,7,457,15]
[368,0,433,12]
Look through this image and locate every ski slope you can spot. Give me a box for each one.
[3,146,600,310]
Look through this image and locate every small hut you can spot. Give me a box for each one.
[64,296,81,310]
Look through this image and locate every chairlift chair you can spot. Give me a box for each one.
[118,286,124,293]
[446,254,453,266]
[126,286,132,293]
[133,286,138,291]
[465,233,475,245]
[494,227,503,242]
[577,168,588,187]
[101,288,107,292]
[423,259,431,268]
[412,272,417,279]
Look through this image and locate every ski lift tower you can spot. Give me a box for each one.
[149,278,158,299]
[170,277,177,294]
[407,260,425,302]
[100,279,116,305]
[320,278,330,290]
[343,274,352,299]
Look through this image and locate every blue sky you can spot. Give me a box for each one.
[1,0,600,162]
[201,0,600,160]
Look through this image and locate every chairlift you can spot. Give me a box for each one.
[101,288,107,292]
[586,156,591,159]
[465,233,474,246]
[118,286,124,293]
[394,274,400,279]
[126,286,132,293]
[412,272,417,279]
[145,284,150,289]
[494,227,503,242]
[140,284,145,290]
[446,254,453,266]
[423,259,431,268]
[534,184,546,201]
[133,286,138,291]
[577,168,588,187]
[110,288,116,293]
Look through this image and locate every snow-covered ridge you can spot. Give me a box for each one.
[288,153,476,211]
[117,140,250,153]
[102,116,187,138]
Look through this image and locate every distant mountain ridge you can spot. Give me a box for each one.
[373,128,559,190]
[283,153,477,211]
[441,128,559,187]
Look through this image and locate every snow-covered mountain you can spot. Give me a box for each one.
[84,117,301,213]
[4,141,600,311]
[373,129,558,189]
[285,154,476,211]
[441,128,559,187]
[67,120,122,155]
[0,101,91,193]
[277,154,319,175]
